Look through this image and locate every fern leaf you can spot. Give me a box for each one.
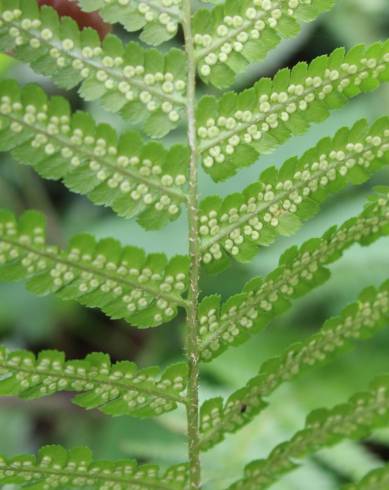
[343,464,389,490]
[0,209,189,327]
[0,0,187,137]
[199,187,389,361]
[0,80,189,230]
[0,445,188,489]
[194,0,335,88]
[197,42,389,180]
[200,117,389,271]
[0,347,188,416]
[199,280,389,450]
[229,376,389,489]
[79,0,183,46]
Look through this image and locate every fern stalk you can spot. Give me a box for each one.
[182,0,201,488]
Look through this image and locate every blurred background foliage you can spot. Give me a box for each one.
[0,1,389,489]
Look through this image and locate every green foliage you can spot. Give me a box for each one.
[343,464,389,490]
[199,279,389,450]
[197,42,389,180]
[0,445,188,489]
[0,79,189,229]
[79,0,183,46]
[0,209,189,327]
[0,0,388,488]
[229,376,389,489]
[193,0,335,88]
[0,0,187,137]
[0,346,188,416]
[199,117,389,271]
[198,187,389,361]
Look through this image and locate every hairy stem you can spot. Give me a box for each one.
[182,0,201,488]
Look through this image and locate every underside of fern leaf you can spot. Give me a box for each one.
[0,0,187,137]
[343,464,389,490]
[193,0,336,88]
[0,347,188,416]
[0,445,188,489]
[79,0,183,46]
[200,279,389,450]
[198,187,389,361]
[0,0,387,489]
[199,117,389,271]
[197,42,389,180]
[0,209,189,326]
[230,376,389,489]
[0,80,189,229]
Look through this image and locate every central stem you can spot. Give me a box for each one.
[182,0,201,488]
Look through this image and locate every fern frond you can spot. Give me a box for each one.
[0,80,189,230]
[199,117,389,271]
[199,280,389,450]
[343,464,389,490]
[0,0,187,137]
[199,187,389,361]
[0,209,189,327]
[229,376,389,490]
[79,0,183,46]
[0,445,188,489]
[0,347,188,416]
[194,0,335,88]
[196,42,389,180]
